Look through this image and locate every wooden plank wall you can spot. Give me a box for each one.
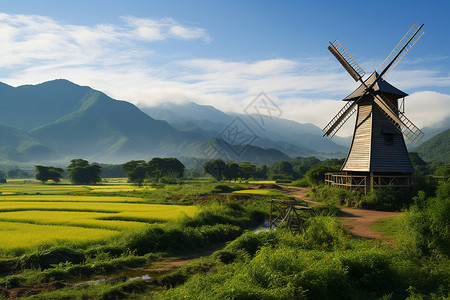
[342,98,372,172]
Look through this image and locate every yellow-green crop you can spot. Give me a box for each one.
[0,221,119,252]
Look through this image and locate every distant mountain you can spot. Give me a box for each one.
[140,101,348,157]
[0,123,59,162]
[182,137,290,165]
[0,80,293,165]
[406,116,450,149]
[0,80,91,131]
[412,129,450,163]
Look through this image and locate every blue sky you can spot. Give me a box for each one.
[0,0,449,136]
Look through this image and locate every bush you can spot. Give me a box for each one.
[20,247,85,270]
[275,179,292,184]
[397,183,450,257]
[292,178,310,187]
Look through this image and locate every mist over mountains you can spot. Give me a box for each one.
[0,79,352,165]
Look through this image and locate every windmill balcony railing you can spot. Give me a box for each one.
[325,172,413,193]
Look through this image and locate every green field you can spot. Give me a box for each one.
[0,182,197,252]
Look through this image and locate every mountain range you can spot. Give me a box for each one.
[0,79,445,166]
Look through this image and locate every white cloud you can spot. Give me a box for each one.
[0,12,448,138]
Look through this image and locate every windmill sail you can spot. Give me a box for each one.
[372,93,424,144]
[322,100,357,138]
[328,40,366,81]
[377,23,424,80]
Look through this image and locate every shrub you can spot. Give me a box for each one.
[20,247,85,270]
[396,183,450,257]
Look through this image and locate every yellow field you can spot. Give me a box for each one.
[0,195,146,203]
[0,221,119,250]
[0,183,152,195]
[232,189,273,195]
[0,211,149,230]
[0,181,198,252]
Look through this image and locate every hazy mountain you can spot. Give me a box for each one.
[412,129,450,163]
[0,80,92,131]
[405,116,449,150]
[0,123,59,162]
[0,80,292,165]
[140,101,348,157]
[182,137,290,165]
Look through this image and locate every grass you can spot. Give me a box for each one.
[370,217,399,238]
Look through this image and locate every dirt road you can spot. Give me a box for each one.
[279,185,401,239]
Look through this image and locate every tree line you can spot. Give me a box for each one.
[121,158,185,186]
[202,157,344,184]
[34,159,101,184]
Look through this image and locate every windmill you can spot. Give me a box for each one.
[323,23,425,191]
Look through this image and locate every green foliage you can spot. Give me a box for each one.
[35,165,64,183]
[239,161,257,180]
[396,182,450,257]
[67,159,102,184]
[203,159,226,181]
[149,157,185,180]
[224,162,240,181]
[413,129,450,164]
[159,214,449,300]
[305,165,339,186]
[19,246,85,270]
[311,185,417,211]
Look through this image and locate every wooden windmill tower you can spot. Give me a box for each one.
[323,24,425,191]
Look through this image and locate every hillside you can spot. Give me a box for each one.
[0,80,298,165]
[0,123,59,162]
[141,101,348,157]
[412,129,450,163]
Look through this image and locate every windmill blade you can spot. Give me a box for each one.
[328,40,366,81]
[322,100,357,138]
[377,23,424,80]
[372,93,424,144]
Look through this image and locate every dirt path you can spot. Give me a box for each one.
[279,185,401,239]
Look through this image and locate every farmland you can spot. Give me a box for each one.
[0,179,448,299]
[0,181,197,254]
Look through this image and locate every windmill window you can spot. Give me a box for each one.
[382,129,395,145]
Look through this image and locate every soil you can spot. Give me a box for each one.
[279,185,401,239]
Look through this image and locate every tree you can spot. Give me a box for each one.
[121,160,148,184]
[0,169,6,180]
[305,165,339,186]
[127,164,148,186]
[121,160,147,175]
[224,162,239,181]
[148,158,167,180]
[271,161,295,179]
[35,165,63,183]
[148,158,185,181]
[67,159,102,184]
[239,161,256,180]
[203,159,226,181]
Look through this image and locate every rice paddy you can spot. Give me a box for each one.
[0,181,198,252]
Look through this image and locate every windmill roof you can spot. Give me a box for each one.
[343,71,408,101]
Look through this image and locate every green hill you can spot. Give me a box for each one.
[413,129,450,163]
[0,123,59,162]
